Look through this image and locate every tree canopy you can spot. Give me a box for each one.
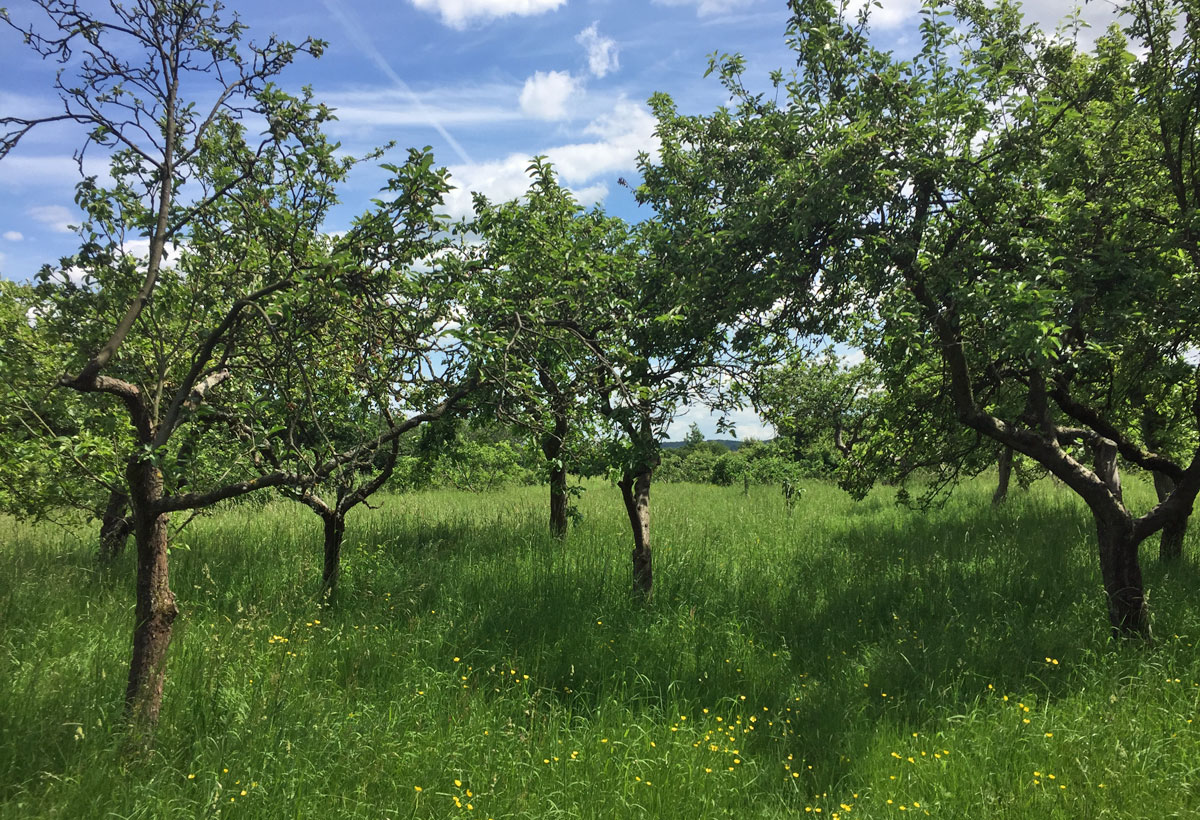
[638,0,1200,637]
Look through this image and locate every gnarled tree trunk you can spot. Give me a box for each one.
[99,487,132,562]
[1152,471,1188,562]
[124,458,178,733]
[1094,514,1151,639]
[1090,439,1150,640]
[619,464,654,599]
[992,447,1013,505]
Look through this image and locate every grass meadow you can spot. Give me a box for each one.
[1,476,1199,819]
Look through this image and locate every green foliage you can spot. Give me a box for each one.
[657,438,811,487]
[456,158,614,492]
[2,0,465,528]
[417,424,541,492]
[640,0,1200,552]
[0,280,129,521]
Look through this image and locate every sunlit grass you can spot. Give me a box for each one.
[1,476,1198,818]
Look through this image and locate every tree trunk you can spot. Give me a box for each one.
[618,465,653,599]
[124,459,178,734]
[539,384,571,539]
[993,447,1013,505]
[1153,471,1188,562]
[541,423,569,539]
[99,487,132,562]
[322,512,347,592]
[548,464,568,539]
[1087,440,1149,639]
[1094,514,1151,640]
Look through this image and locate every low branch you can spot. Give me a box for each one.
[154,380,478,514]
[155,276,292,446]
[1132,455,1200,543]
[1049,380,1184,481]
[185,368,231,409]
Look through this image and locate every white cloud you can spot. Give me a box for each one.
[30,205,77,234]
[444,155,548,217]
[122,238,152,259]
[323,0,476,164]
[410,0,566,28]
[442,99,659,218]
[572,182,609,207]
[652,0,754,18]
[322,79,629,139]
[546,99,660,180]
[845,0,921,30]
[118,239,179,266]
[519,70,581,120]
[576,23,619,78]
[2,231,22,241]
[666,403,773,441]
[1021,0,1124,40]
[837,0,1122,37]
[326,84,525,129]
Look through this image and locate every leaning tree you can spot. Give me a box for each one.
[639,0,1200,638]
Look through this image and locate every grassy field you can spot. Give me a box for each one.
[1,476,1198,819]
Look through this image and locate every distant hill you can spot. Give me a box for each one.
[661,439,742,451]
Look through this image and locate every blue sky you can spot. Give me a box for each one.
[0,0,1121,438]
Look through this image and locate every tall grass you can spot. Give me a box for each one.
[1,476,1197,818]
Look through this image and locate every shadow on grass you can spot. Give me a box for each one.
[2,481,1197,808]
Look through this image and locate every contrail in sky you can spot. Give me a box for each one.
[320,0,475,166]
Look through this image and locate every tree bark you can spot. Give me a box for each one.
[992,447,1013,505]
[1088,439,1150,639]
[99,487,132,562]
[618,464,653,599]
[548,462,568,539]
[321,511,347,592]
[1094,514,1152,639]
[123,459,178,734]
[540,407,569,538]
[542,431,569,538]
[538,368,571,538]
[1152,471,1188,562]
